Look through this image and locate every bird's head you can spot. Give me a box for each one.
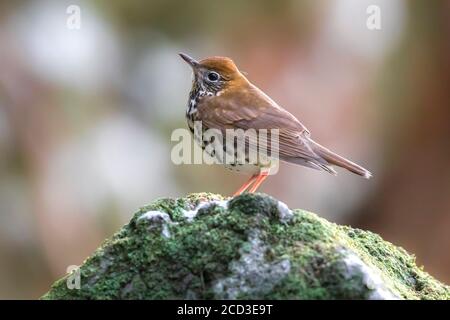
[179,53,246,95]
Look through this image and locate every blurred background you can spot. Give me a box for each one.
[0,0,449,298]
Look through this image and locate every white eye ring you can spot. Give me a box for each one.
[207,71,220,82]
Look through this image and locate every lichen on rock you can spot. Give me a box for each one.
[42,193,450,300]
[213,230,291,299]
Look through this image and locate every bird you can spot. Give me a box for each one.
[179,53,372,195]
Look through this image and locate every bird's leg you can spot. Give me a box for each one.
[233,174,258,196]
[248,171,269,193]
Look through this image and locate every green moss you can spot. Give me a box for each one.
[228,193,279,218]
[262,244,369,300]
[42,193,450,300]
[341,227,449,300]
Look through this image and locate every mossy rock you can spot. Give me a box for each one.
[42,193,449,300]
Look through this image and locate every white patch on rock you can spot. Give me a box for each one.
[182,199,229,222]
[213,230,291,299]
[340,248,400,300]
[138,210,172,238]
[277,200,293,223]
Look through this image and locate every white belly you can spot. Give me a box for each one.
[193,130,278,175]
[224,163,261,175]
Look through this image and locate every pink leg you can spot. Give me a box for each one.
[248,172,269,193]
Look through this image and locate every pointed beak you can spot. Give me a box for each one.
[179,52,199,69]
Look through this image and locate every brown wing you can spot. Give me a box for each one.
[196,83,327,165]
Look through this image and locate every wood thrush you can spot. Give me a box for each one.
[180,53,372,195]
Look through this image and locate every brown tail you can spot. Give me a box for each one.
[310,140,372,179]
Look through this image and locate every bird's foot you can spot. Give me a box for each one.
[233,172,269,196]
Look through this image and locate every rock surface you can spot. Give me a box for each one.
[42,193,449,300]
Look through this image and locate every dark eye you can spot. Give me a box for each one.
[207,72,220,82]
